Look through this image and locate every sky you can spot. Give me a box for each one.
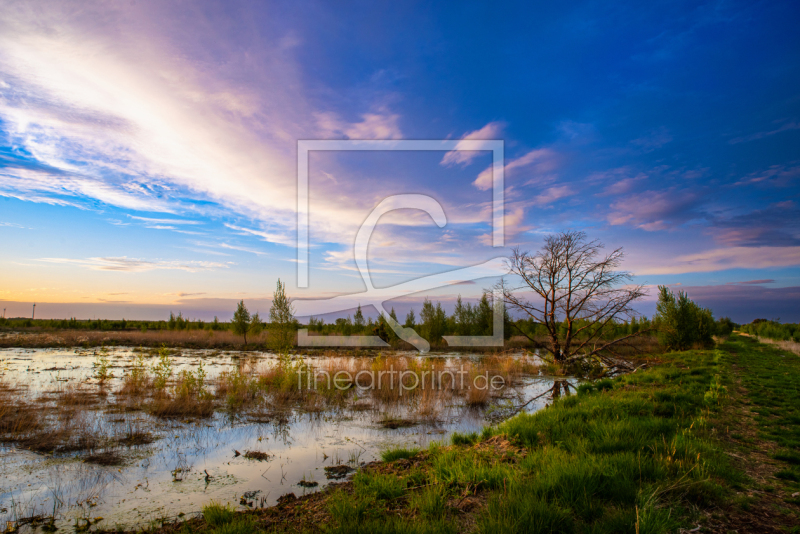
[1,0,799,323]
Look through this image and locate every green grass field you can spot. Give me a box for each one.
[140,335,799,534]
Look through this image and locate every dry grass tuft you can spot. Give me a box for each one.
[0,381,43,438]
[243,450,272,461]
[464,384,491,406]
[54,381,100,407]
[116,428,156,446]
[149,396,214,418]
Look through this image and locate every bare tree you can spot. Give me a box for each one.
[499,231,646,364]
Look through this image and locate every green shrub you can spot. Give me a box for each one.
[151,346,174,391]
[94,348,113,382]
[653,286,715,350]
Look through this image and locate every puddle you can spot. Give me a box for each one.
[0,347,570,531]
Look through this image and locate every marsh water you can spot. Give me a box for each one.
[0,347,570,531]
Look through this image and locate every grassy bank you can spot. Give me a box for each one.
[102,336,799,533]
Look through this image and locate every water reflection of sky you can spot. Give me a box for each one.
[0,347,570,531]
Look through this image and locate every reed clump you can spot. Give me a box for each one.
[150,360,213,418]
[54,381,100,408]
[216,365,260,409]
[0,381,47,446]
[117,354,152,396]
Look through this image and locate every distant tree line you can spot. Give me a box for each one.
[739,319,800,342]
[0,314,229,332]
[306,294,513,346]
[0,289,746,351]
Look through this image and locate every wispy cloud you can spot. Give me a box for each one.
[608,188,704,231]
[0,2,411,249]
[729,120,800,144]
[441,121,505,166]
[708,202,800,247]
[39,256,229,273]
[216,242,268,256]
[473,148,559,191]
[128,215,202,225]
[733,164,800,187]
[630,127,672,150]
[636,246,800,274]
[315,107,403,140]
[224,223,294,247]
[0,221,29,229]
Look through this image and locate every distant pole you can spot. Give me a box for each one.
[32,303,36,320]
[2,308,5,319]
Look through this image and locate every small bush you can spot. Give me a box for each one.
[119,354,151,395]
[94,349,113,381]
[151,347,174,391]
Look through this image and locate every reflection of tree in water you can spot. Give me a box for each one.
[551,379,573,399]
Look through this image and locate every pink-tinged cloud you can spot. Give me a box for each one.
[607,189,702,231]
[734,164,800,187]
[315,108,403,140]
[0,1,417,251]
[532,185,575,206]
[473,148,559,191]
[440,121,505,166]
[588,167,649,196]
[635,246,800,275]
[707,201,800,247]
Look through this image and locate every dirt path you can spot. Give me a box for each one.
[700,338,800,533]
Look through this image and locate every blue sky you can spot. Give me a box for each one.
[1,0,799,323]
